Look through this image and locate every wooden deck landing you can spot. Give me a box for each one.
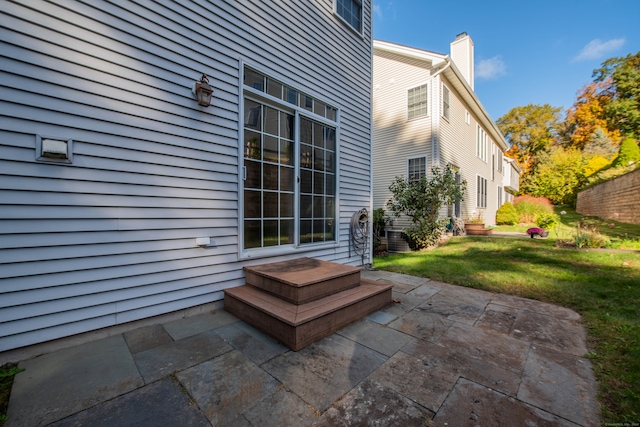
[224,258,392,351]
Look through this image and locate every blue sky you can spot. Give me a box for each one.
[372,0,640,121]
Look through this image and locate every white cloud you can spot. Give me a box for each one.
[373,1,395,22]
[573,38,625,61]
[373,4,382,20]
[476,56,507,80]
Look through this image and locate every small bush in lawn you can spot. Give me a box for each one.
[514,195,553,223]
[535,212,560,230]
[574,230,610,248]
[496,202,519,225]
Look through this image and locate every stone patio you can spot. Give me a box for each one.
[5,269,600,427]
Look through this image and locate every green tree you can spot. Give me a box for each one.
[386,166,465,250]
[497,104,563,175]
[593,51,640,137]
[522,147,586,205]
[612,136,640,167]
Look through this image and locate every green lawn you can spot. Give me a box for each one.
[374,236,640,423]
[494,205,640,249]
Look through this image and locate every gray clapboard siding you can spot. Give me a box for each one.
[0,228,238,250]
[1,251,241,294]
[1,274,242,316]
[2,274,244,324]
[0,0,372,351]
[1,235,238,264]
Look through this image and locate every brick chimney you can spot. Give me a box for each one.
[450,32,474,90]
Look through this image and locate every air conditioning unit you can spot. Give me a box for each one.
[386,230,411,253]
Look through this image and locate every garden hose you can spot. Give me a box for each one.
[350,208,370,265]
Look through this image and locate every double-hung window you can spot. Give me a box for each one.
[477,176,487,208]
[476,125,488,162]
[407,156,427,183]
[242,66,338,253]
[407,84,428,120]
[442,85,450,120]
[335,0,362,33]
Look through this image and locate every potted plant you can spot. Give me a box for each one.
[526,227,546,238]
[464,212,485,232]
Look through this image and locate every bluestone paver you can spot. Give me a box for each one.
[511,310,588,355]
[369,351,457,412]
[243,386,319,427]
[7,335,143,427]
[518,346,600,427]
[388,309,454,342]
[215,321,288,365]
[337,318,413,356]
[432,378,582,427]
[313,379,434,426]
[162,310,238,341]
[48,378,211,427]
[133,329,232,383]
[261,334,387,411]
[176,349,280,426]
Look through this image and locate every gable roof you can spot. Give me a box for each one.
[373,40,509,151]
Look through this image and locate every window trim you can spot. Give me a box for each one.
[238,61,341,260]
[407,155,427,183]
[334,0,363,35]
[407,83,429,120]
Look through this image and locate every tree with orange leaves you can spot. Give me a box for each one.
[563,79,620,151]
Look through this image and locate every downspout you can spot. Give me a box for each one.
[430,58,452,168]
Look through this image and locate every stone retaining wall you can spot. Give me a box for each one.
[576,168,640,224]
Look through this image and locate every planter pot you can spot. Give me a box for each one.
[540,231,549,238]
[464,223,485,231]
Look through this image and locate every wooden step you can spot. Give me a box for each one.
[244,257,362,304]
[224,278,393,351]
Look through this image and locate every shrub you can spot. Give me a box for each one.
[535,212,560,230]
[496,202,519,225]
[573,230,610,248]
[386,166,465,250]
[372,208,389,253]
[513,195,553,223]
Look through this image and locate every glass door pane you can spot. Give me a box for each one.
[299,117,336,244]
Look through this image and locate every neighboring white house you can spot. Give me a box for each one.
[372,33,518,238]
[0,1,374,352]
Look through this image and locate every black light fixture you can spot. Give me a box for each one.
[193,74,213,107]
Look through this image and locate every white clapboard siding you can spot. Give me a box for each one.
[0,0,373,351]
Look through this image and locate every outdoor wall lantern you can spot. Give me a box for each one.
[193,74,213,107]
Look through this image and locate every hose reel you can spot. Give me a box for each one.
[349,208,370,266]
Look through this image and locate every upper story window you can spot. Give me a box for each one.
[335,0,362,33]
[442,85,450,120]
[476,125,488,162]
[408,156,427,183]
[465,110,471,125]
[497,150,503,172]
[407,84,428,120]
